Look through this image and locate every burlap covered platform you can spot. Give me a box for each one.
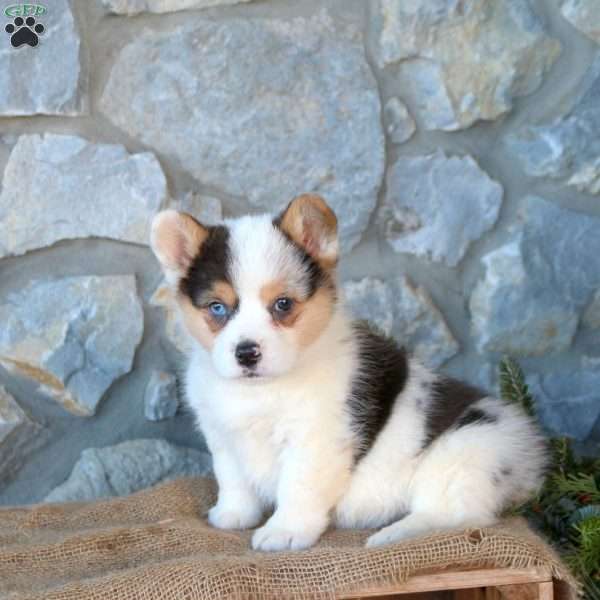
[0,477,579,600]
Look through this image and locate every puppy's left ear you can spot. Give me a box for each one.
[277,194,338,268]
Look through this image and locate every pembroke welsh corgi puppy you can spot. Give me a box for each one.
[150,193,547,551]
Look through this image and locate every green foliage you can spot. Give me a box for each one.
[499,357,600,600]
[499,356,535,417]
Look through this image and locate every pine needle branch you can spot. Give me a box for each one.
[499,356,535,416]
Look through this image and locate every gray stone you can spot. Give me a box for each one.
[583,290,600,329]
[103,0,252,14]
[144,371,179,421]
[0,0,85,115]
[169,192,223,226]
[343,278,395,336]
[0,386,41,481]
[45,439,213,502]
[529,358,600,441]
[100,13,384,251]
[383,97,416,144]
[344,276,459,368]
[470,196,600,355]
[150,280,191,353]
[376,0,560,130]
[506,54,600,195]
[561,0,600,44]
[382,150,503,266]
[0,134,167,258]
[0,276,144,416]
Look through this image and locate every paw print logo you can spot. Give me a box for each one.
[5,16,44,48]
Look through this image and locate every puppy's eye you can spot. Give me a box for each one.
[273,297,294,313]
[209,302,228,318]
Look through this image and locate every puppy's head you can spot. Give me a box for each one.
[151,194,338,380]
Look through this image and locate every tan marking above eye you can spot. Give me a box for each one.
[213,281,237,307]
[259,280,288,306]
[194,280,238,308]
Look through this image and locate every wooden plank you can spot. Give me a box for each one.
[493,583,539,600]
[538,581,554,600]
[338,568,553,598]
[454,589,486,600]
[485,587,501,600]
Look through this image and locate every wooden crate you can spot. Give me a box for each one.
[338,567,555,600]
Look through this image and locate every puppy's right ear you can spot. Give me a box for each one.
[150,210,208,285]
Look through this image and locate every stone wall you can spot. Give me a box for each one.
[1,0,599,505]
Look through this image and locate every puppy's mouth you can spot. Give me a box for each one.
[240,369,269,381]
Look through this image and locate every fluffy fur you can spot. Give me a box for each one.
[150,194,548,552]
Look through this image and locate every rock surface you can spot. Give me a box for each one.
[100,13,384,251]
[0,0,85,115]
[150,281,191,353]
[376,0,560,130]
[344,276,459,368]
[0,134,167,258]
[0,276,144,416]
[506,53,600,195]
[103,0,252,13]
[383,97,416,144]
[45,439,213,502]
[529,358,600,441]
[0,386,41,481]
[343,278,395,336]
[169,192,223,226]
[144,371,179,421]
[583,290,600,329]
[470,197,600,355]
[382,150,503,266]
[561,0,600,44]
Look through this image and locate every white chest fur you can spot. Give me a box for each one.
[185,316,356,505]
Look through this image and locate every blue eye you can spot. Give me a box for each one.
[209,302,228,318]
[274,297,293,313]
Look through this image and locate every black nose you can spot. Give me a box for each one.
[235,341,261,368]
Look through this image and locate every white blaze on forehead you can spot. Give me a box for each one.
[226,214,312,299]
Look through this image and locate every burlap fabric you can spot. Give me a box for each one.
[0,477,579,600]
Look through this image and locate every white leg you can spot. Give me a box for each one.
[252,442,352,552]
[367,432,501,547]
[366,511,494,547]
[208,445,264,530]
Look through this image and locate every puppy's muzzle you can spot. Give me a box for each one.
[235,341,262,368]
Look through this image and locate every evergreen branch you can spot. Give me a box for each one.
[498,358,600,599]
[499,356,535,416]
[553,473,600,503]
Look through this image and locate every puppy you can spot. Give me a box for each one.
[150,194,547,551]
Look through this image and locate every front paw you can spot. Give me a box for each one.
[251,522,322,552]
[366,525,405,548]
[208,502,263,530]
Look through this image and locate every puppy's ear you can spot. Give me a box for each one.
[277,194,338,268]
[151,210,208,285]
